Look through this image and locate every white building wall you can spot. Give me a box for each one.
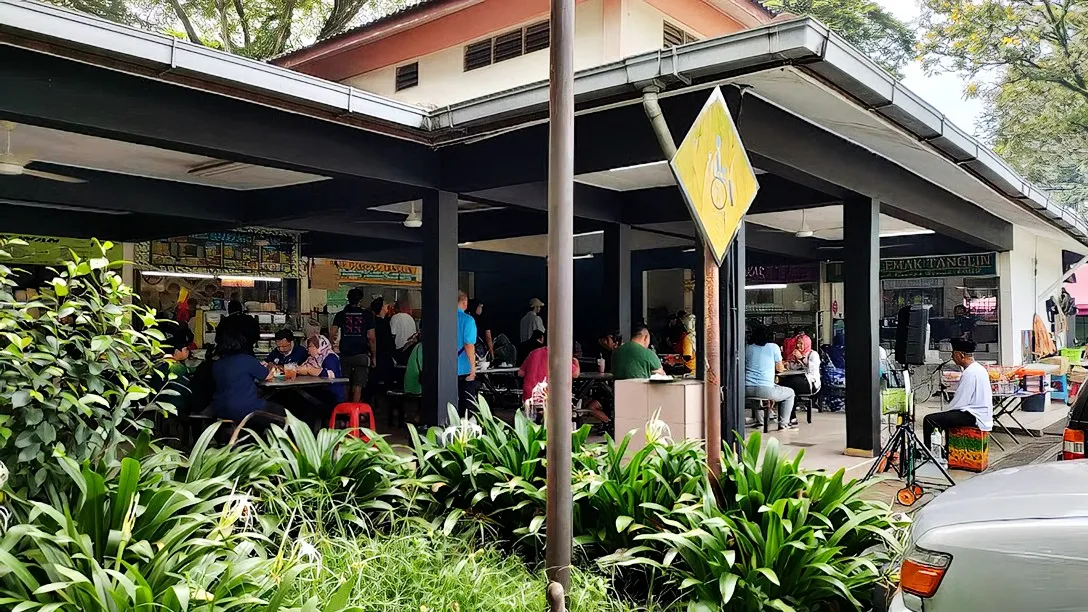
[346,0,607,107]
[1000,225,1069,364]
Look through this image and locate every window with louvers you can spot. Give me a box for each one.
[463,20,550,72]
[464,40,493,71]
[663,22,698,48]
[395,62,418,91]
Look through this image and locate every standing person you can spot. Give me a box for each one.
[265,329,307,367]
[390,298,418,352]
[745,324,796,430]
[369,297,396,398]
[923,339,992,447]
[456,291,478,413]
[331,289,376,403]
[468,299,496,361]
[667,315,696,375]
[519,298,546,343]
[612,324,666,380]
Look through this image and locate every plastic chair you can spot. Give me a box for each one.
[329,402,376,440]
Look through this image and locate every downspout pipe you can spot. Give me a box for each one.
[640,85,723,476]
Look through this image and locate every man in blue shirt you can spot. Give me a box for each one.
[265,329,308,367]
[744,324,796,430]
[457,290,478,413]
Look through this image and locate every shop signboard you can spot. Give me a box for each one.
[135,228,301,278]
[334,260,421,287]
[746,263,819,284]
[1,233,122,266]
[670,87,760,266]
[826,253,997,283]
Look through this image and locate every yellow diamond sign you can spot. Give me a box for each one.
[669,87,759,266]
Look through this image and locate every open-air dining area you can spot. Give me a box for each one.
[4,0,1088,609]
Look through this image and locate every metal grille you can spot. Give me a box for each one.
[663,22,698,48]
[493,29,524,63]
[394,62,418,91]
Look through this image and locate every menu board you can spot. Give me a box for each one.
[136,229,301,278]
[334,260,421,286]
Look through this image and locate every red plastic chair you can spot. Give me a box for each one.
[329,402,376,440]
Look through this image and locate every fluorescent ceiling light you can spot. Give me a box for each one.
[141,271,215,279]
[682,248,697,253]
[458,242,473,247]
[574,230,604,237]
[573,254,594,260]
[1,199,131,216]
[745,284,787,290]
[880,229,935,238]
[218,275,281,282]
[607,160,668,172]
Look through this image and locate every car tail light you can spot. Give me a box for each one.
[1063,429,1085,460]
[901,546,952,598]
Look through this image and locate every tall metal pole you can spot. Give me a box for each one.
[641,87,722,477]
[545,0,575,593]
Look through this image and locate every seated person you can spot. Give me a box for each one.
[666,316,696,375]
[923,339,992,448]
[517,330,546,367]
[265,329,308,367]
[597,331,620,372]
[519,343,580,400]
[785,328,812,363]
[208,329,280,426]
[158,322,194,415]
[612,324,666,380]
[744,325,796,430]
[296,335,346,404]
[779,347,821,397]
[404,342,423,395]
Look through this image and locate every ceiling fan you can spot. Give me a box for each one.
[351,200,423,228]
[0,122,86,184]
[753,210,842,239]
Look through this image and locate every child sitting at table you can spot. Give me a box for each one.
[297,335,346,405]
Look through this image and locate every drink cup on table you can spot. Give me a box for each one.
[284,363,297,380]
[597,357,605,373]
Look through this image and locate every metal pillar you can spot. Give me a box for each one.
[843,197,881,456]
[603,224,632,339]
[722,222,746,448]
[640,86,721,478]
[422,190,459,427]
[545,0,575,593]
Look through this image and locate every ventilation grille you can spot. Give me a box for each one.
[395,62,418,91]
[463,20,551,72]
[663,21,698,49]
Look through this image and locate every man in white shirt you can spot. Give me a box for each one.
[923,339,993,448]
[389,298,418,350]
[519,297,546,342]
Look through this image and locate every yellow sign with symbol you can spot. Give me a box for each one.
[669,87,759,266]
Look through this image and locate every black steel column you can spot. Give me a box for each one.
[603,224,632,340]
[722,222,746,447]
[422,190,459,427]
[843,197,881,455]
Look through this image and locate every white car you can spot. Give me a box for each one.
[889,461,1088,611]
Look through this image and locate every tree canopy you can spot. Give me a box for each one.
[762,0,916,77]
[920,0,1088,210]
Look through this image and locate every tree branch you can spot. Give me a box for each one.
[166,0,203,46]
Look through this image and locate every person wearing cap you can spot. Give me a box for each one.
[520,298,546,343]
[922,338,992,448]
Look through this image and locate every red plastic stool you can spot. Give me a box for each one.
[329,403,376,440]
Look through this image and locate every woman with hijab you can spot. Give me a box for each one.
[296,334,346,405]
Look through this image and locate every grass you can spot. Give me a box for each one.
[291,523,653,611]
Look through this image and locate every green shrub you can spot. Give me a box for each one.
[0,455,305,611]
[0,239,172,498]
[605,433,906,611]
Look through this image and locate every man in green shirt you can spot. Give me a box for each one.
[612,324,666,380]
[404,342,423,395]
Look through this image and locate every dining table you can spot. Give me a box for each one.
[260,375,349,419]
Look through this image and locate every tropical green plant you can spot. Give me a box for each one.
[255,412,418,531]
[603,433,906,611]
[572,426,707,559]
[0,239,173,498]
[0,455,305,611]
[408,401,590,540]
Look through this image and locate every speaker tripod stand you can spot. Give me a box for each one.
[864,406,956,506]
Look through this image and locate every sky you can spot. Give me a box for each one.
[874,0,985,136]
